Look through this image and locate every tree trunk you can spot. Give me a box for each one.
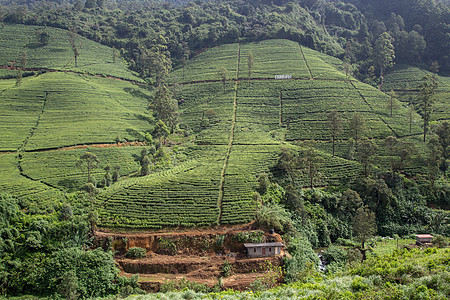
[332,135,335,157]
[358,247,368,262]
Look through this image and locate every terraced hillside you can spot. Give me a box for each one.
[97,40,430,228]
[383,65,450,121]
[0,24,142,82]
[0,29,442,228]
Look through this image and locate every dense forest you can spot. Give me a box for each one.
[0,0,449,299]
[0,0,449,79]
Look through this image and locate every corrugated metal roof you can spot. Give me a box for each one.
[416,234,433,238]
[243,242,284,248]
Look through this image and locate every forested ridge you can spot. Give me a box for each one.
[0,0,449,299]
[0,0,448,78]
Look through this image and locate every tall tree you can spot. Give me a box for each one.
[76,152,99,184]
[217,67,228,92]
[373,32,395,89]
[417,74,438,142]
[112,165,121,183]
[427,136,443,190]
[140,149,151,176]
[112,46,118,63]
[247,52,254,87]
[68,29,81,67]
[103,165,112,187]
[434,121,449,175]
[327,110,344,157]
[278,147,298,184]
[350,113,366,152]
[356,138,378,177]
[384,136,416,173]
[153,85,179,133]
[386,90,399,117]
[352,205,377,261]
[15,67,22,86]
[298,142,324,189]
[20,51,27,69]
[153,119,170,144]
[407,103,416,134]
[139,36,172,85]
[430,61,440,74]
[342,61,352,81]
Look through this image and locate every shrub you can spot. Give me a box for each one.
[432,235,448,248]
[234,231,264,243]
[160,278,211,293]
[157,237,177,255]
[215,234,225,249]
[351,276,370,292]
[336,238,359,247]
[45,248,118,298]
[124,247,146,258]
[222,261,232,277]
[284,236,319,283]
[322,245,348,270]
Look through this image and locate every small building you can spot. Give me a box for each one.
[244,242,284,258]
[416,234,433,245]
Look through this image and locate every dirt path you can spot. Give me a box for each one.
[0,141,147,156]
[0,65,147,85]
[299,44,313,80]
[217,43,241,224]
[95,221,255,237]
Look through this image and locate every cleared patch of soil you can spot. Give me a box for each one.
[97,225,286,293]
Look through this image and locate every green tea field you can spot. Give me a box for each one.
[0,24,447,228]
[0,24,143,82]
[383,65,450,121]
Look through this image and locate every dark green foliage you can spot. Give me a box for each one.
[256,203,293,233]
[125,247,147,259]
[57,270,78,300]
[322,245,348,270]
[327,110,344,157]
[0,192,145,298]
[45,247,118,298]
[353,206,377,250]
[233,231,264,243]
[76,152,99,184]
[284,236,319,283]
[59,203,73,221]
[417,74,438,141]
[153,85,179,132]
[434,121,449,175]
[36,30,50,46]
[221,261,232,277]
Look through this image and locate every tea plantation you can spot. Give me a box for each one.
[0,24,142,81]
[0,24,445,228]
[382,65,450,121]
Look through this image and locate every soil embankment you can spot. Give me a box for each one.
[94,225,286,292]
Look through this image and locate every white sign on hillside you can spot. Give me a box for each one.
[275,75,292,79]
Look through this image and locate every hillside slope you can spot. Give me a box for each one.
[97,39,429,228]
[0,29,442,228]
[0,24,142,81]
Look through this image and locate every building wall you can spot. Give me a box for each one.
[247,246,281,258]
